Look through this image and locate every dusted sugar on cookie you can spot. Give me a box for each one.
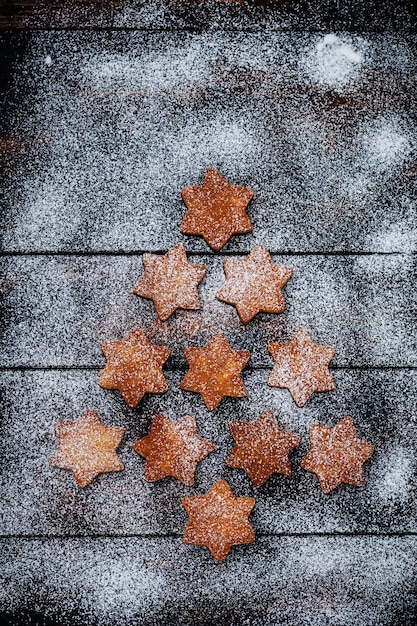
[225,409,301,487]
[268,329,335,406]
[132,413,215,486]
[301,416,374,493]
[49,410,125,488]
[98,327,170,408]
[133,244,206,321]
[180,168,254,251]
[180,332,250,410]
[182,479,255,561]
[216,246,293,323]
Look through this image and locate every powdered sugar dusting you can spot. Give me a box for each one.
[305,34,365,87]
[376,447,415,504]
[2,32,415,253]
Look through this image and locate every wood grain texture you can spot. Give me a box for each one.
[1,369,415,535]
[1,254,416,368]
[1,31,416,254]
[1,537,416,625]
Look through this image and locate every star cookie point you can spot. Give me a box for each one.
[98,327,170,408]
[216,246,293,324]
[133,413,215,486]
[300,416,374,493]
[180,332,250,410]
[49,409,125,488]
[133,244,206,321]
[268,329,335,406]
[182,479,255,561]
[180,169,254,251]
[225,409,301,487]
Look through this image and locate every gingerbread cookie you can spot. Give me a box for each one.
[180,168,254,250]
[182,479,255,561]
[49,410,125,488]
[180,332,250,410]
[132,413,215,486]
[216,246,293,323]
[225,409,301,487]
[133,244,206,321]
[98,328,170,408]
[301,416,374,493]
[268,329,335,406]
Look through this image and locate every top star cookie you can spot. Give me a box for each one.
[268,329,335,407]
[98,328,170,408]
[133,244,206,321]
[216,246,293,323]
[180,168,254,250]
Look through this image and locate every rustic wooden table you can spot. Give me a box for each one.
[1,2,416,625]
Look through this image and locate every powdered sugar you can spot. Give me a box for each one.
[2,32,415,253]
[304,34,365,87]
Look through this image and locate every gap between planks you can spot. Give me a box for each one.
[1,365,417,372]
[1,251,416,257]
[1,532,416,540]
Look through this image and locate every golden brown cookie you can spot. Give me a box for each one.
[180,168,254,251]
[300,416,374,493]
[182,479,255,561]
[132,413,215,486]
[180,332,250,410]
[49,410,125,488]
[98,328,170,408]
[133,244,206,321]
[216,246,293,323]
[225,409,301,487]
[268,329,335,406]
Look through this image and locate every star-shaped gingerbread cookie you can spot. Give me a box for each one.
[216,246,293,323]
[225,409,301,487]
[49,410,125,488]
[132,413,215,486]
[180,332,250,410]
[133,244,206,321]
[300,416,374,493]
[98,328,170,408]
[268,329,335,407]
[180,168,254,250]
[182,479,255,561]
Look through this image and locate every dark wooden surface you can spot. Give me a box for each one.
[1,3,416,625]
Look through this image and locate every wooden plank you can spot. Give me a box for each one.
[0,1,416,31]
[1,369,415,535]
[1,31,416,253]
[1,254,416,368]
[0,536,416,625]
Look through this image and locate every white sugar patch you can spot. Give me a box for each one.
[85,558,166,619]
[363,119,412,170]
[376,447,414,504]
[340,116,414,203]
[82,45,210,94]
[304,34,365,87]
[367,221,416,254]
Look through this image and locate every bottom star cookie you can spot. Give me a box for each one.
[300,416,374,493]
[49,410,125,488]
[182,479,255,561]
